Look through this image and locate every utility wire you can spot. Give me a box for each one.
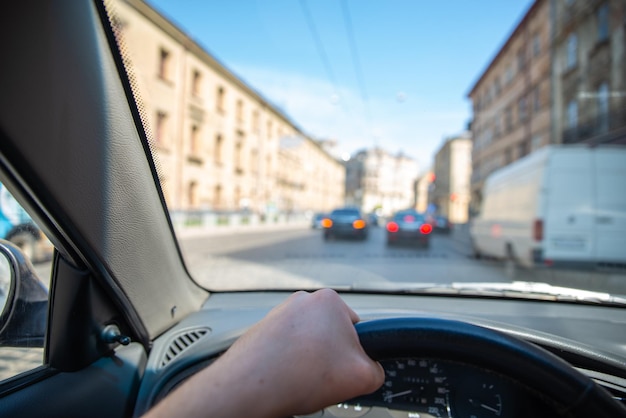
[340,0,370,119]
[299,0,339,92]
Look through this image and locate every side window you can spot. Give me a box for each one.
[0,182,52,381]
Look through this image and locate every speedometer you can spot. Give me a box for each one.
[377,358,451,418]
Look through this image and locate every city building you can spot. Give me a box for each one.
[414,170,435,214]
[110,0,345,215]
[467,0,551,211]
[551,0,626,146]
[430,133,473,224]
[345,148,419,216]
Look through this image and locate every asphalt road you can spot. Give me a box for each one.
[180,225,626,295]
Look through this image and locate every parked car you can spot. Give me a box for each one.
[470,145,626,268]
[0,183,50,262]
[433,215,452,233]
[386,210,432,247]
[322,208,368,240]
[311,212,327,229]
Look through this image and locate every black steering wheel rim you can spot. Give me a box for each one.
[355,318,626,417]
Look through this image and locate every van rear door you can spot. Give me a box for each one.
[593,148,626,264]
[543,148,595,263]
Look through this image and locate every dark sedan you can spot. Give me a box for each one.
[322,208,368,240]
[386,210,432,247]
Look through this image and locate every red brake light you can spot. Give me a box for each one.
[353,219,366,229]
[420,224,433,234]
[403,215,415,222]
[534,219,543,241]
[387,222,399,233]
[321,218,333,228]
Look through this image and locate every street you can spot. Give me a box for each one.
[180,224,626,295]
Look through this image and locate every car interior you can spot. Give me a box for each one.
[0,1,625,417]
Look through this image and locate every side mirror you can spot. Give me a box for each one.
[0,239,48,347]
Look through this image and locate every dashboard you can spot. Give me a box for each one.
[132,292,626,417]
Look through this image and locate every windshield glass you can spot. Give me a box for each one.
[109,0,626,300]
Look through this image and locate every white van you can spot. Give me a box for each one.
[470,145,626,268]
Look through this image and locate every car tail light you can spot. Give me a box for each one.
[387,222,399,233]
[420,224,433,234]
[533,219,543,241]
[321,218,333,228]
[403,215,415,222]
[353,219,366,229]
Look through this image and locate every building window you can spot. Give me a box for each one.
[235,132,244,173]
[155,111,168,145]
[494,113,502,137]
[190,125,200,154]
[532,34,541,57]
[252,111,260,133]
[188,181,198,208]
[216,86,225,112]
[504,147,512,165]
[567,100,578,129]
[597,4,609,42]
[158,48,171,81]
[505,106,513,132]
[494,77,501,97]
[566,33,578,69]
[214,185,222,209]
[236,99,244,122]
[517,49,526,72]
[517,141,528,159]
[504,64,514,84]
[533,85,541,113]
[192,69,202,96]
[518,96,528,123]
[214,134,223,164]
[597,82,609,133]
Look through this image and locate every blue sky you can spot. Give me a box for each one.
[147,0,532,170]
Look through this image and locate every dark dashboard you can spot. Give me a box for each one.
[132,292,626,417]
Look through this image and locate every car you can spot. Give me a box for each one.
[386,210,432,247]
[432,215,452,233]
[311,212,327,229]
[322,208,368,241]
[1,1,626,417]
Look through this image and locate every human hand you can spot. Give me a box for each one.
[146,289,384,418]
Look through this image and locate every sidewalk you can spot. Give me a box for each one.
[174,220,310,239]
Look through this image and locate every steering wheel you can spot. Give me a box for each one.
[355,318,626,417]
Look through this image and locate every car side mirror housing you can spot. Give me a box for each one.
[0,239,48,347]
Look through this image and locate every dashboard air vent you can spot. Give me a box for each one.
[159,327,210,368]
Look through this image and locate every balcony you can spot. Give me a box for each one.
[562,109,626,144]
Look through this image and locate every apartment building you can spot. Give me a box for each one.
[110,0,344,214]
[345,148,419,216]
[551,0,626,145]
[431,134,473,224]
[468,0,551,209]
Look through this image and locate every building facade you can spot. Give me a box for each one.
[551,0,626,146]
[468,0,551,212]
[345,148,419,216]
[111,0,345,215]
[431,134,473,224]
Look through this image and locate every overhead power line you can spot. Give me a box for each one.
[340,0,370,118]
[299,0,338,92]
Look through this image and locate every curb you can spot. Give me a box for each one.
[175,221,310,239]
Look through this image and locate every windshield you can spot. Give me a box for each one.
[109,0,626,300]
